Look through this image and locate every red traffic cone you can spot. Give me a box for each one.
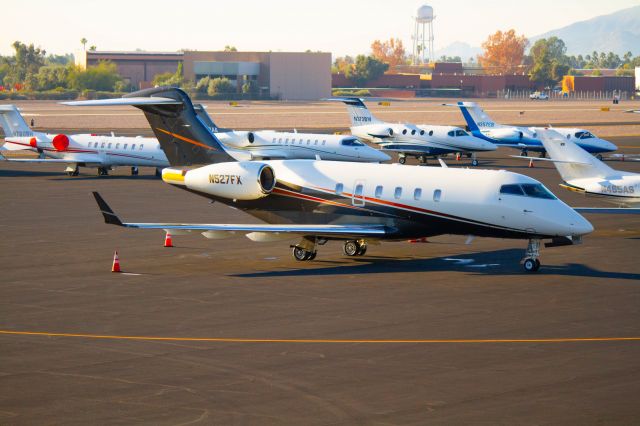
[456,153,461,161]
[528,159,534,168]
[408,237,429,243]
[164,232,173,248]
[112,250,121,273]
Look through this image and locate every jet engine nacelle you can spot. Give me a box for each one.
[487,128,524,140]
[215,131,256,148]
[184,161,276,200]
[365,125,394,138]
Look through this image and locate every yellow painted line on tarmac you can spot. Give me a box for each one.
[0,330,639,344]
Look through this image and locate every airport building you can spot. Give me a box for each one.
[76,50,332,100]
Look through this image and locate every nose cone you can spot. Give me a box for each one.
[369,148,391,162]
[567,210,594,236]
[600,139,617,152]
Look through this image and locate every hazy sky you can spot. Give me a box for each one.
[2,0,638,57]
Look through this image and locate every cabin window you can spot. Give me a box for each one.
[411,129,416,135]
[322,140,326,145]
[285,138,289,144]
[420,130,425,135]
[131,143,136,150]
[394,187,402,199]
[278,138,282,143]
[314,139,318,145]
[108,143,112,149]
[123,143,128,149]
[429,130,433,136]
[94,142,98,148]
[335,183,344,195]
[433,189,442,202]
[272,138,276,143]
[566,134,570,139]
[115,143,120,149]
[375,185,383,198]
[354,184,363,197]
[139,144,144,150]
[413,188,422,200]
[307,139,310,145]
[402,129,407,135]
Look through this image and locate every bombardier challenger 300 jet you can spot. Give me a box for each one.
[329,97,496,165]
[69,88,594,273]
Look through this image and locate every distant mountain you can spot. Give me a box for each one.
[529,6,640,55]
[434,41,481,61]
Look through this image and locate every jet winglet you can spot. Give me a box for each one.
[92,192,124,226]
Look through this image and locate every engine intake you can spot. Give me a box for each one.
[182,161,276,200]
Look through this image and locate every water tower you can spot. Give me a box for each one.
[412,4,435,64]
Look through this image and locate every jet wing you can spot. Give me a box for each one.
[379,144,455,155]
[63,97,181,107]
[93,192,390,238]
[573,208,640,214]
[509,155,591,165]
[0,153,83,163]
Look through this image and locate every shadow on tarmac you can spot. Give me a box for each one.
[231,248,640,281]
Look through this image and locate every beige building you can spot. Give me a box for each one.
[77,50,331,100]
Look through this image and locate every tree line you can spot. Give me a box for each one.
[333,33,640,89]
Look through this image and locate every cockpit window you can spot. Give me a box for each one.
[447,130,454,137]
[521,184,556,199]
[341,138,364,146]
[500,184,525,196]
[574,131,594,139]
[500,183,556,199]
[455,129,468,136]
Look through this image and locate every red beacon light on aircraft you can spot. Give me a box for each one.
[29,137,38,148]
[52,134,70,151]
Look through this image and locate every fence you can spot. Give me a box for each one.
[497,90,631,101]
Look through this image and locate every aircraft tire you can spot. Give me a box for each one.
[471,159,479,167]
[343,240,360,256]
[292,246,310,261]
[357,245,367,256]
[523,258,540,272]
[398,157,406,165]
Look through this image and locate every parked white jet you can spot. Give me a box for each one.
[523,128,640,209]
[454,102,617,158]
[0,104,168,176]
[330,98,496,165]
[76,88,594,273]
[191,104,389,163]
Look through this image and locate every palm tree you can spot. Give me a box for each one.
[80,38,87,51]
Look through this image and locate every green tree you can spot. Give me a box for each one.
[195,76,211,93]
[241,79,257,94]
[346,55,388,86]
[80,38,87,51]
[35,65,69,90]
[46,53,74,66]
[89,45,97,52]
[152,62,183,86]
[68,61,122,91]
[224,45,237,52]
[207,77,235,95]
[4,41,46,87]
[529,37,569,88]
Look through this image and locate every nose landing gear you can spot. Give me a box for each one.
[522,239,541,272]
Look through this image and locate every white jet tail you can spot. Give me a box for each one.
[536,128,617,181]
[329,97,381,126]
[456,101,505,132]
[0,105,34,137]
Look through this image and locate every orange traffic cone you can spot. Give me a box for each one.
[456,153,461,161]
[112,250,121,273]
[408,237,429,243]
[528,159,534,168]
[164,232,173,248]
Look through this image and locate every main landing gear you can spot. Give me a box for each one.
[131,166,139,176]
[522,239,541,272]
[343,240,367,256]
[66,165,79,176]
[520,149,528,157]
[398,155,407,164]
[97,167,109,176]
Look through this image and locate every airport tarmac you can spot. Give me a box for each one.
[1,110,640,423]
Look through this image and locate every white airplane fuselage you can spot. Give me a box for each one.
[3,132,168,167]
[165,160,593,240]
[563,175,640,207]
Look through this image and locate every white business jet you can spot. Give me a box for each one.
[72,88,594,273]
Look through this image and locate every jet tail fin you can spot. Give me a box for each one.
[64,88,235,167]
[456,101,502,133]
[326,97,381,126]
[535,128,617,181]
[0,105,34,138]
